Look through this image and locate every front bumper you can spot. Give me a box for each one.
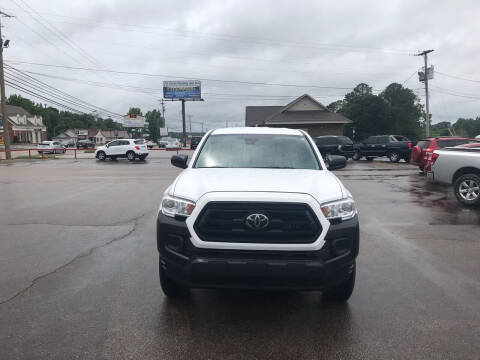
[157,213,359,290]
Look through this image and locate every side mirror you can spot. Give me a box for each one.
[171,154,188,169]
[327,155,346,170]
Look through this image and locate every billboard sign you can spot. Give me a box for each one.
[160,127,168,136]
[163,80,201,99]
[123,114,145,128]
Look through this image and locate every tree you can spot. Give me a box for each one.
[127,107,143,116]
[6,94,124,140]
[453,117,480,137]
[327,100,344,113]
[145,110,165,142]
[340,83,390,140]
[380,83,423,139]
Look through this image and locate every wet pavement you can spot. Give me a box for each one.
[1,158,479,359]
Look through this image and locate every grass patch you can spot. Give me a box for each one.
[83,149,95,153]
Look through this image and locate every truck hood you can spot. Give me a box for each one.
[171,168,346,204]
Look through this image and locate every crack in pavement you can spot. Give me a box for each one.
[0,210,156,227]
[0,211,150,306]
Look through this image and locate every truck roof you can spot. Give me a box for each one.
[211,127,303,136]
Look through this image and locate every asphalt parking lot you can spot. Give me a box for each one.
[1,156,479,359]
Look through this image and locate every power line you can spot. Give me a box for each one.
[2,6,414,55]
[5,60,372,90]
[8,0,85,65]
[436,71,480,84]
[5,80,91,114]
[5,65,123,118]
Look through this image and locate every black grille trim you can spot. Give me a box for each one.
[193,202,322,244]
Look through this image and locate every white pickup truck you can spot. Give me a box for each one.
[156,127,359,303]
[427,147,480,205]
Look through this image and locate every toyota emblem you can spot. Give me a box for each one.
[245,213,270,230]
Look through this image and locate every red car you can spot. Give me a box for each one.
[410,137,476,171]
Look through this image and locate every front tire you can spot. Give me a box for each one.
[454,174,480,206]
[127,151,135,161]
[352,151,361,161]
[388,151,400,163]
[96,151,106,161]
[159,260,188,298]
[322,264,356,303]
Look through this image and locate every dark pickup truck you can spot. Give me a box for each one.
[352,135,412,162]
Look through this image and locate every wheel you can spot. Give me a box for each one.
[63,148,66,154]
[159,259,188,298]
[127,151,136,161]
[138,155,146,161]
[322,264,356,303]
[388,151,400,163]
[419,165,424,172]
[352,151,361,161]
[96,151,106,161]
[366,157,374,162]
[454,174,480,206]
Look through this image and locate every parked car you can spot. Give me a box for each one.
[60,139,75,148]
[95,139,149,161]
[37,141,66,154]
[166,138,181,150]
[157,127,359,302]
[353,135,412,162]
[144,140,155,149]
[456,142,480,149]
[410,137,476,171]
[76,140,95,149]
[190,136,202,150]
[158,137,173,148]
[427,147,480,206]
[314,136,354,159]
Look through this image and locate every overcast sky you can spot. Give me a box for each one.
[2,0,480,132]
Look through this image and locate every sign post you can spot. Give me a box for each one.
[163,80,203,147]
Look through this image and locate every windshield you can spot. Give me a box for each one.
[195,134,320,169]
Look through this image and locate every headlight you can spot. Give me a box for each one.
[321,198,356,221]
[161,195,195,218]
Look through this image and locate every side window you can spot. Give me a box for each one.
[108,141,120,147]
[389,136,398,142]
[119,140,130,146]
[378,136,389,143]
[365,136,376,144]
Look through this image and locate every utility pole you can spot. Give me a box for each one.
[188,114,192,133]
[158,99,166,140]
[0,11,13,160]
[181,99,186,147]
[415,49,434,137]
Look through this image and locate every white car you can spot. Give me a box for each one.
[37,141,66,154]
[165,139,181,149]
[95,139,148,161]
[156,127,359,302]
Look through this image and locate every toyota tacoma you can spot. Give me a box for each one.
[157,127,359,302]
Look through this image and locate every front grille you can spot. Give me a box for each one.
[193,202,322,244]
